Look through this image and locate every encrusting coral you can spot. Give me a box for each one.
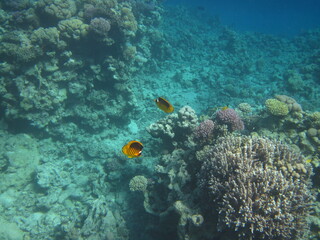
[198,135,314,240]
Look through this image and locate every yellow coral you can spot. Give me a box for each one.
[310,112,320,127]
[58,18,89,40]
[265,98,289,116]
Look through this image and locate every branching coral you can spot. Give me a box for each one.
[199,135,314,240]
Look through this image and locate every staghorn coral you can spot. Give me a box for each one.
[199,135,314,240]
[215,108,244,131]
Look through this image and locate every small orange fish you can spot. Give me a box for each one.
[154,97,174,113]
[122,140,143,158]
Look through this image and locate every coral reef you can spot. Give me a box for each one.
[147,106,198,149]
[0,133,40,192]
[193,119,215,144]
[265,98,290,116]
[0,0,164,132]
[129,175,148,192]
[215,108,244,131]
[0,3,320,240]
[58,18,89,40]
[199,135,314,239]
[89,17,111,37]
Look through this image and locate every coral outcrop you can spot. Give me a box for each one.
[147,106,198,148]
[265,98,290,116]
[199,135,314,239]
[215,108,244,131]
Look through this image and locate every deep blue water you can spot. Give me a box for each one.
[166,0,320,36]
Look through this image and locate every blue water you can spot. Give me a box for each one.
[166,0,320,36]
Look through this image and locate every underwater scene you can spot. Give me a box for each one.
[1,0,320,239]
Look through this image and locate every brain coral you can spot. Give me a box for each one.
[199,135,314,240]
[265,98,289,116]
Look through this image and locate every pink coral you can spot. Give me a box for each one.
[194,119,215,140]
[215,108,244,131]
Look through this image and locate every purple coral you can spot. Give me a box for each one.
[215,108,244,131]
[194,119,215,140]
[90,17,111,37]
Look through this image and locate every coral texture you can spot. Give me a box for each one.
[129,175,148,192]
[265,98,289,116]
[193,119,215,145]
[90,17,111,37]
[147,106,198,148]
[199,135,314,240]
[215,108,244,131]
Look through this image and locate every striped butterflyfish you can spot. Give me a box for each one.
[122,140,143,158]
[154,97,174,113]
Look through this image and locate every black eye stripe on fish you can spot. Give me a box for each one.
[158,98,170,108]
[154,97,174,113]
[122,140,143,158]
[130,142,143,151]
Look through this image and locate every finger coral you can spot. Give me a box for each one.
[199,135,314,240]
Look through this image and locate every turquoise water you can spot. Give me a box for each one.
[0,0,319,239]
